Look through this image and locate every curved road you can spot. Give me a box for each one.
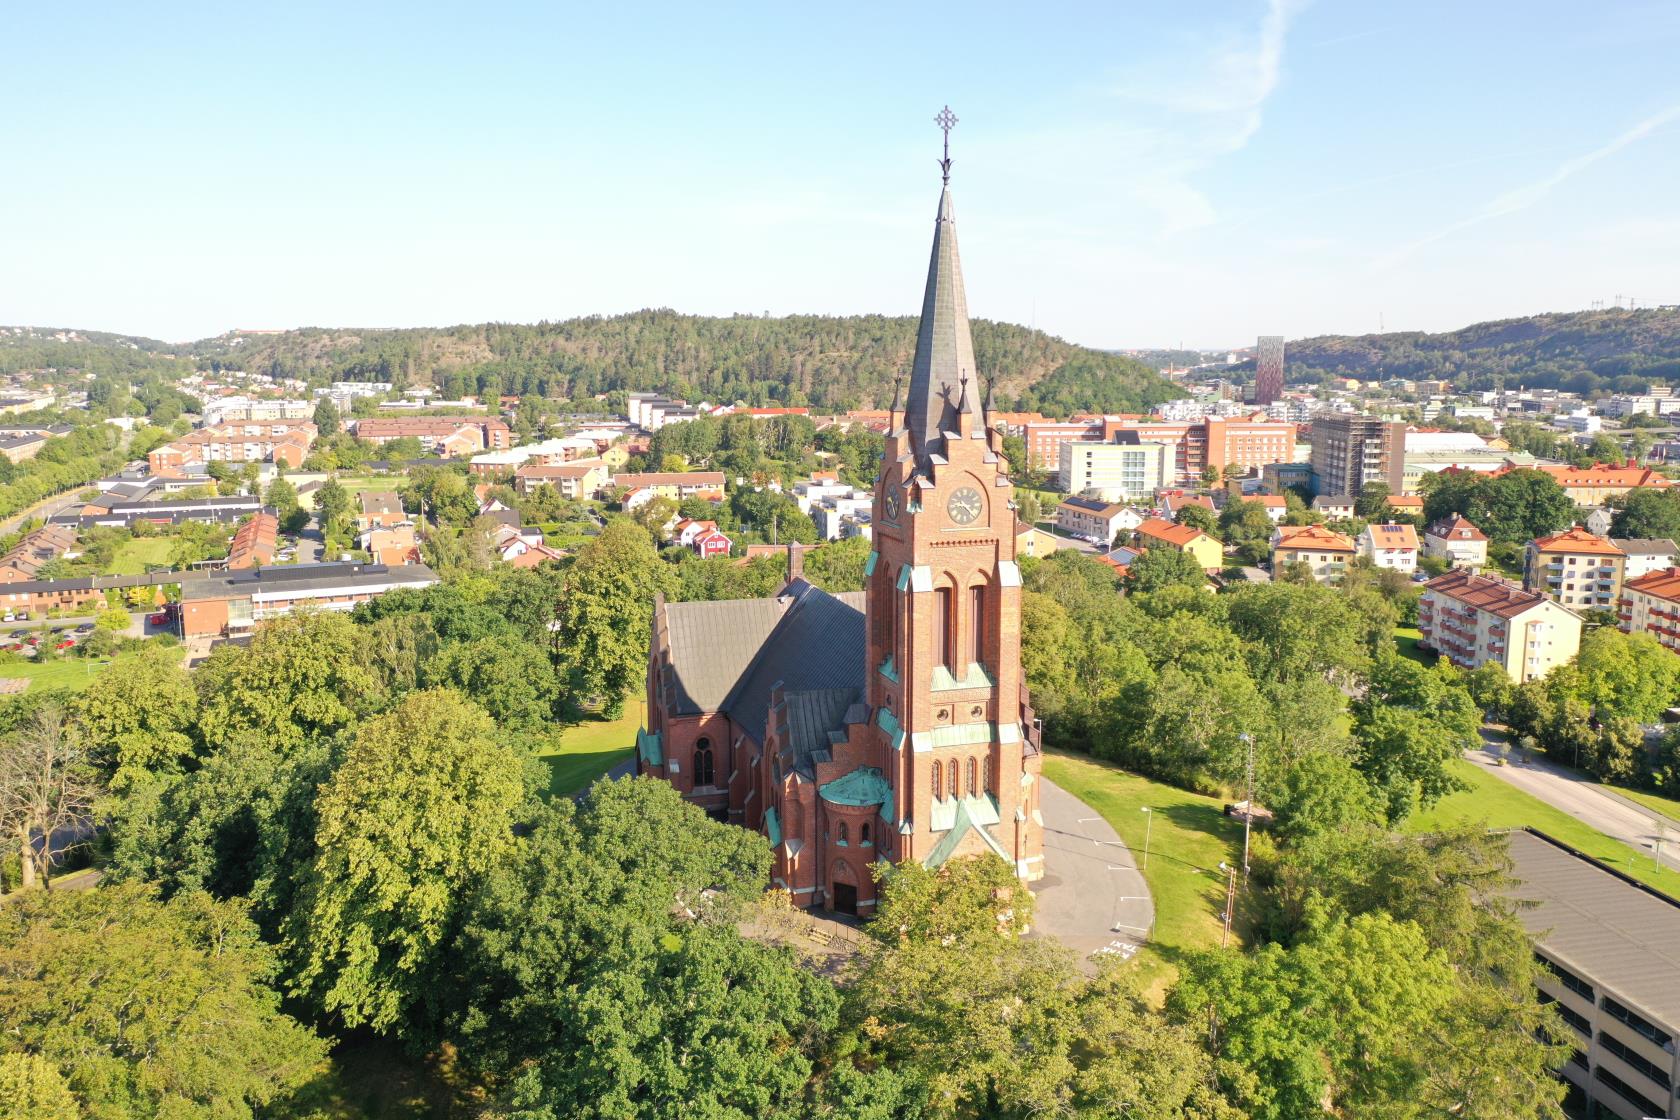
[1028,778,1155,972]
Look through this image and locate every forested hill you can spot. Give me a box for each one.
[1286,307,1680,394]
[0,312,1178,416]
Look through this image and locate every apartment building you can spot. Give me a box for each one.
[1270,523,1356,582]
[1024,415,1295,482]
[181,562,438,638]
[0,577,106,617]
[1618,567,1680,654]
[59,494,263,530]
[1525,527,1626,612]
[201,397,313,425]
[513,458,610,499]
[352,416,512,455]
[1418,569,1581,682]
[148,421,317,472]
[1423,514,1489,569]
[1357,523,1418,572]
[609,471,726,502]
[1057,436,1169,498]
[1309,414,1406,499]
[226,512,279,570]
[1521,461,1674,508]
[1507,829,1679,1120]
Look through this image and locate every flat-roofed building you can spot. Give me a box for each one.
[181,561,438,639]
[1506,829,1680,1120]
[1419,568,1581,682]
[1057,436,1168,499]
[1310,414,1406,499]
[58,493,263,530]
[1525,527,1626,613]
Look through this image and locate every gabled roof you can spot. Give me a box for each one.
[1624,566,1680,603]
[658,579,866,749]
[1531,526,1623,556]
[1425,513,1487,542]
[1612,537,1678,557]
[1274,523,1356,552]
[357,490,403,516]
[1136,518,1216,549]
[1528,462,1672,490]
[1424,567,1556,619]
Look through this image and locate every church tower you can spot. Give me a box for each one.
[865,108,1044,882]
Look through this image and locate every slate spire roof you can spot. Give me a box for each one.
[904,184,983,462]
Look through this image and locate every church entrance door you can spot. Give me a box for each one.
[831,881,858,916]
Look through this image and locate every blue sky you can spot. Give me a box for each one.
[4,1,1679,348]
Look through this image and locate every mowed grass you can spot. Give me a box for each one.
[1606,785,1680,826]
[538,696,645,797]
[1393,625,1435,665]
[1042,750,1243,989]
[0,644,183,694]
[107,536,173,575]
[1408,758,1678,900]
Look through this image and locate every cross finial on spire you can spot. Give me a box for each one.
[935,105,957,184]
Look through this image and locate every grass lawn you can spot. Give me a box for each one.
[1393,625,1435,665]
[0,644,184,694]
[537,697,645,797]
[1042,750,1243,991]
[1605,785,1680,826]
[107,536,173,575]
[1408,758,1678,901]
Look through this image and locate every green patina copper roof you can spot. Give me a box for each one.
[929,792,1001,833]
[819,766,892,808]
[911,721,997,752]
[765,806,782,848]
[924,796,1012,870]
[876,706,905,751]
[864,550,879,577]
[636,727,663,767]
[931,663,992,691]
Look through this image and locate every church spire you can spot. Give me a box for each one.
[905,106,982,461]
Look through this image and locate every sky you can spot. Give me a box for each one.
[4,1,1680,350]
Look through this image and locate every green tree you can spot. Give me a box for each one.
[290,689,526,1034]
[74,644,196,789]
[1354,480,1392,519]
[425,634,560,732]
[264,476,299,518]
[312,397,341,436]
[1609,487,1680,540]
[1174,503,1218,533]
[803,534,873,592]
[1125,547,1207,593]
[0,1053,80,1120]
[0,884,327,1120]
[556,520,674,717]
[314,476,350,534]
[94,606,131,631]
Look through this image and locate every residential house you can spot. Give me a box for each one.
[1271,523,1356,582]
[1358,522,1419,572]
[1015,525,1061,559]
[513,457,609,499]
[0,432,48,463]
[1135,518,1224,569]
[0,524,77,583]
[1054,496,1132,544]
[673,519,733,558]
[1612,538,1679,580]
[1424,514,1489,569]
[1161,493,1216,522]
[1419,569,1581,682]
[355,490,407,532]
[1525,527,1626,613]
[1618,567,1680,655]
[360,525,421,566]
[1311,495,1356,520]
[1385,494,1425,517]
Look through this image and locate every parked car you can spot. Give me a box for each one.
[55,639,75,650]
[148,612,169,625]
[75,624,95,634]
[2,613,13,623]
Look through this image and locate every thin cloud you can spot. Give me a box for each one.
[1372,103,1680,269]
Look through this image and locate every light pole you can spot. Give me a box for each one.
[1139,806,1153,870]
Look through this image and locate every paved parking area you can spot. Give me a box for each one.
[1028,777,1154,972]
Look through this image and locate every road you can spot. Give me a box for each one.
[1027,778,1155,972]
[1466,735,1680,874]
[0,488,87,535]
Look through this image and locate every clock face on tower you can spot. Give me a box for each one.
[884,492,900,520]
[946,486,983,525]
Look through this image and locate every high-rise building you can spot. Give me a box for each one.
[1254,335,1285,405]
[1309,414,1406,499]
[636,137,1044,915]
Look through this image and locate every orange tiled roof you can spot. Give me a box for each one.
[1137,518,1215,548]
[1531,526,1624,556]
[1274,523,1356,552]
[1365,523,1419,550]
[1625,566,1680,603]
[1386,494,1424,509]
[1523,462,1672,489]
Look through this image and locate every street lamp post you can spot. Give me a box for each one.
[1139,806,1153,870]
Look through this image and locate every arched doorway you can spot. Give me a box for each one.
[831,858,857,916]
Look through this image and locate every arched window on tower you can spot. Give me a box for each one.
[861,821,872,846]
[932,587,954,669]
[693,737,715,787]
[966,757,977,800]
[984,755,996,795]
[968,584,986,671]
[838,821,849,846]
[931,760,943,801]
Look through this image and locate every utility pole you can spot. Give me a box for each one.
[1140,806,1153,870]
[1218,862,1238,949]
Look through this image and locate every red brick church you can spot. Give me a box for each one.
[636,145,1044,915]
